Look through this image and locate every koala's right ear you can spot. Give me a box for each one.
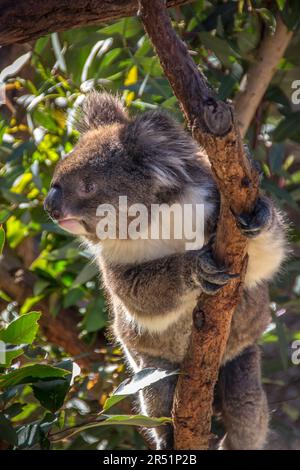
[76,91,128,133]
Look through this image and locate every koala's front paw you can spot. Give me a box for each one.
[193,246,237,295]
[234,197,273,238]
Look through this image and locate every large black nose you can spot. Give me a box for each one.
[44,186,62,220]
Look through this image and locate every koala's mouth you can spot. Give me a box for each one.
[58,217,87,235]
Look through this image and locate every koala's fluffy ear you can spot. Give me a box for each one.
[127,110,197,157]
[126,110,200,188]
[76,91,128,133]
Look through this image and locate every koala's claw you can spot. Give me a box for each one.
[201,280,224,295]
[234,197,272,239]
[195,247,238,295]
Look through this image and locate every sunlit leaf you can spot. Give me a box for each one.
[103,368,179,411]
[0,312,41,345]
[0,364,70,389]
[0,226,5,255]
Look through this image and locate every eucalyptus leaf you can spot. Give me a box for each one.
[32,378,70,412]
[66,414,172,439]
[0,412,17,445]
[103,368,179,411]
[0,226,4,255]
[0,311,41,345]
[0,364,70,390]
[73,262,98,286]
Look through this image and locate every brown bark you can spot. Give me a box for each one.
[138,0,259,449]
[235,15,293,137]
[0,0,192,46]
[0,248,103,369]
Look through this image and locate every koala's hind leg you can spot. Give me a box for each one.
[218,345,269,450]
[137,356,179,450]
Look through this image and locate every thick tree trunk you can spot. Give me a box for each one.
[138,0,259,449]
[0,0,191,46]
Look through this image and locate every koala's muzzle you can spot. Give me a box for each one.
[44,185,62,220]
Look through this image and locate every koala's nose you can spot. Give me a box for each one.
[44,186,62,220]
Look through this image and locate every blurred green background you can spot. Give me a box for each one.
[0,0,299,450]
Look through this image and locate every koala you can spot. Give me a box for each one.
[44,92,288,450]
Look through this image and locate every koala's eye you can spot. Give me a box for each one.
[78,181,97,196]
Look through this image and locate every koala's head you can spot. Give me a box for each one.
[44,91,203,241]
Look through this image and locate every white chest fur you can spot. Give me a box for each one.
[98,186,214,265]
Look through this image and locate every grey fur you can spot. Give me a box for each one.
[45,92,289,450]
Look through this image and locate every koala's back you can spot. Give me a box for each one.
[111,283,270,369]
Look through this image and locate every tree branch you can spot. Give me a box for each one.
[235,15,293,137]
[138,0,260,449]
[0,0,192,46]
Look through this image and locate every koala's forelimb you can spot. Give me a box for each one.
[104,247,233,325]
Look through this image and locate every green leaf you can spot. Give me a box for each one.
[0,412,17,445]
[0,345,24,368]
[0,208,11,224]
[273,112,300,142]
[51,33,67,73]
[32,359,77,411]
[46,240,80,261]
[32,378,70,413]
[16,413,57,449]
[198,32,238,68]
[0,226,5,255]
[34,36,50,55]
[4,403,25,419]
[33,109,58,132]
[102,394,127,412]
[276,0,286,10]
[103,368,179,411]
[99,18,141,39]
[262,179,299,210]
[0,290,12,302]
[218,74,237,100]
[73,262,98,286]
[0,311,41,345]
[20,295,45,315]
[81,38,112,83]
[63,287,84,308]
[268,144,285,174]
[0,364,69,389]
[256,9,276,34]
[272,314,289,371]
[16,423,40,449]
[265,85,291,112]
[82,297,107,332]
[33,279,50,296]
[101,414,172,427]
[282,0,300,30]
[237,14,261,55]
[65,414,172,439]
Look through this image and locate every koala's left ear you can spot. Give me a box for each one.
[126,109,193,158]
[76,91,128,133]
[125,109,199,188]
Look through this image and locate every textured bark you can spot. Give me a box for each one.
[235,15,293,137]
[0,0,191,46]
[138,0,259,449]
[0,248,103,369]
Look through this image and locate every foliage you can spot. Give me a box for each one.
[0,0,299,450]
